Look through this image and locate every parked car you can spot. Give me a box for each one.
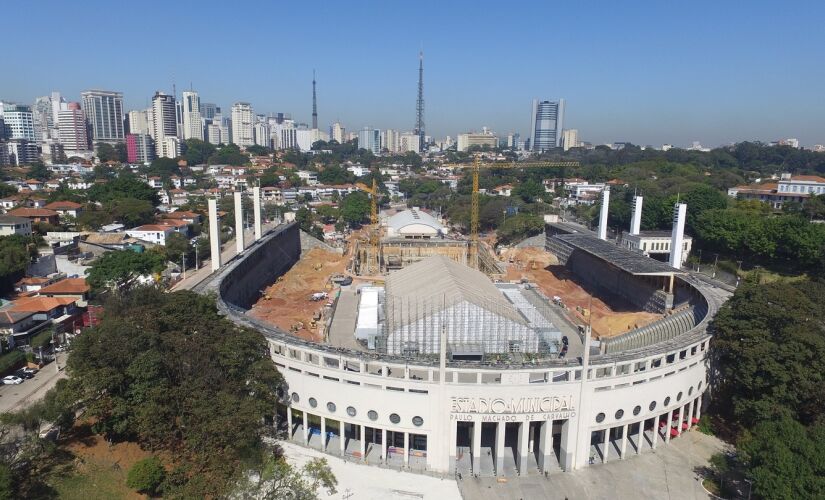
[14,369,33,379]
[2,376,23,385]
[21,367,38,376]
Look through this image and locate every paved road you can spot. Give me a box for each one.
[458,430,725,500]
[172,221,280,291]
[0,353,68,413]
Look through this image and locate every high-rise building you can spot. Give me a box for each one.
[358,127,381,154]
[152,92,178,158]
[207,123,223,145]
[33,96,55,141]
[384,129,399,154]
[175,99,184,139]
[562,129,579,151]
[80,90,125,143]
[126,133,155,163]
[199,102,218,120]
[0,103,37,141]
[128,110,150,135]
[231,102,254,146]
[58,103,89,154]
[530,99,565,152]
[181,90,204,140]
[457,129,499,152]
[296,128,314,152]
[5,140,39,165]
[254,121,270,148]
[400,133,420,153]
[331,122,345,143]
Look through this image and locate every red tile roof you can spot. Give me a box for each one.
[44,201,83,210]
[7,207,59,217]
[8,296,77,313]
[38,278,90,295]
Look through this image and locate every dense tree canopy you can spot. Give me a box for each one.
[340,191,371,227]
[85,249,166,292]
[54,288,282,496]
[182,138,216,166]
[0,235,35,294]
[86,175,160,206]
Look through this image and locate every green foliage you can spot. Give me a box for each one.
[87,174,160,206]
[0,351,25,375]
[738,416,825,500]
[126,456,165,496]
[30,328,54,350]
[164,232,192,264]
[0,183,17,198]
[513,179,544,203]
[238,455,337,499]
[183,139,216,166]
[208,143,249,165]
[712,279,825,429]
[59,288,282,496]
[317,165,355,185]
[0,235,35,295]
[0,462,12,500]
[340,191,371,227]
[27,162,51,181]
[146,157,180,178]
[85,250,166,293]
[245,144,271,156]
[115,142,128,163]
[76,198,155,230]
[497,213,544,244]
[95,143,118,163]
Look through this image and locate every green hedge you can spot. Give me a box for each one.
[0,351,25,374]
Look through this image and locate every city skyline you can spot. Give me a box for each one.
[3,0,825,147]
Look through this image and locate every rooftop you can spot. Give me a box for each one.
[556,233,682,276]
[7,208,59,218]
[387,208,443,233]
[38,278,89,295]
[0,215,30,225]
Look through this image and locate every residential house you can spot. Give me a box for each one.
[7,207,60,225]
[146,176,164,189]
[126,224,175,245]
[44,200,84,219]
[0,215,32,236]
[158,218,190,237]
[37,278,90,301]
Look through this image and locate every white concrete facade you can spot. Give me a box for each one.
[271,332,709,476]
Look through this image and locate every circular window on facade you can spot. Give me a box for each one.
[389,413,401,424]
[664,397,671,406]
[677,392,683,402]
[615,409,624,420]
[368,410,378,421]
[347,406,357,417]
[309,397,317,408]
[649,401,657,411]
[412,416,424,427]
[633,405,641,416]
[688,386,693,396]
[327,402,336,413]
[595,412,605,423]
[291,392,299,403]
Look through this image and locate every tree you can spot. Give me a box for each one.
[208,144,250,165]
[497,213,544,244]
[105,198,156,228]
[738,417,825,500]
[126,456,166,496]
[0,235,36,295]
[27,162,50,181]
[183,139,216,166]
[0,183,16,198]
[87,174,160,205]
[55,288,282,496]
[340,191,370,227]
[237,455,337,499]
[115,142,129,163]
[85,250,166,293]
[96,142,118,162]
[679,184,729,232]
[164,232,192,264]
[147,157,181,177]
[514,179,543,203]
[245,144,271,156]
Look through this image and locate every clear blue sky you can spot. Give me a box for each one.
[4,0,824,147]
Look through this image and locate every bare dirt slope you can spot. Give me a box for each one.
[250,248,348,341]
[500,247,662,338]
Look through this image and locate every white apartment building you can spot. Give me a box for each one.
[231,102,255,146]
[384,129,399,153]
[254,121,271,148]
[562,129,579,151]
[296,129,314,152]
[0,103,37,141]
[80,90,124,143]
[181,91,204,140]
[128,109,150,135]
[457,130,498,152]
[57,103,89,154]
[152,92,178,158]
[400,133,420,153]
[331,122,346,143]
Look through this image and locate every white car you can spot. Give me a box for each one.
[2,375,23,385]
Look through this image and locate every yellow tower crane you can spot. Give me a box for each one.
[355,177,380,274]
[445,157,580,269]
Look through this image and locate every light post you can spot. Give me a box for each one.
[51,328,59,371]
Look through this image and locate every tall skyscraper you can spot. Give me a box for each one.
[311,70,318,130]
[126,134,155,163]
[80,90,125,143]
[0,103,37,141]
[152,92,178,158]
[58,102,89,154]
[331,122,345,143]
[358,127,381,154]
[33,96,55,140]
[562,129,579,151]
[181,90,204,140]
[414,52,425,152]
[530,99,565,152]
[231,102,254,146]
[200,102,218,120]
[384,129,399,153]
[254,121,270,148]
[128,110,150,135]
[175,99,184,139]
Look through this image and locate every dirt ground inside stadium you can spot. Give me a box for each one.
[249,247,349,342]
[499,247,662,338]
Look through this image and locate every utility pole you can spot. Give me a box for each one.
[712,253,719,278]
[182,255,186,280]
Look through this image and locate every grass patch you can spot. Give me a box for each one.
[50,461,138,500]
[702,477,722,496]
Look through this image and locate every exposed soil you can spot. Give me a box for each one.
[499,247,662,338]
[250,247,348,341]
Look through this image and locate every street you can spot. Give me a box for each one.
[0,352,68,414]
